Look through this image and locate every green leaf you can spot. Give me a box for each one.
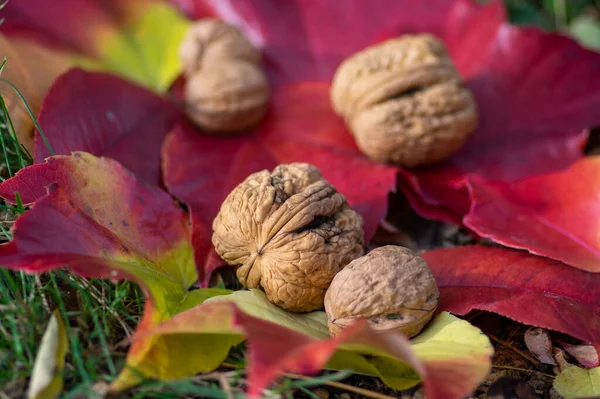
[570,15,600,50]
[95,1,191,91]
[554,365,600,397]
[205,289,331,339]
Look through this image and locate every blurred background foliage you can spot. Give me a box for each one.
[503,0,600,49]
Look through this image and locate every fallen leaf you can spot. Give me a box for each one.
[0,33,71,153]
[27,310,68,399]
[553,365,600,398]
[0,152,197,320]
[141,290,493,398]
[560,342,600,369]
[171,0,600,226]
[464,156,600,273]
[35,69,180,186]
[421,246,600,353]
[397,0,600,222]
[1,0,190,91]
[524,328,556,365]
[0,152,235,389]
[162,83,397,284]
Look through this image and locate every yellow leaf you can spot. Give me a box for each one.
[27,310,69,399]
[93,1,191,92]
[554,365,600,398]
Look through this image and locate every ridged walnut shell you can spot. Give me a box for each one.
[179,19,269,133]
[212,163,364,312]
[184,61,269,132]
[330,34,477,167]
[179,18,260,77]
[324,246,439,337]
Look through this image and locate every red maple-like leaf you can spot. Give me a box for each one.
[422,246,600,353]
[34,69,179,187]
[464,156,600,272]
[163,83,397,284]
[172,0,600,225]
[0,153,194,294]
[397,0,600,222]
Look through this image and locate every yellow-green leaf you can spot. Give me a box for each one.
[93,1,191,91]
[27,310,68,399]
[205,289,331,339]
[554,365,600,398]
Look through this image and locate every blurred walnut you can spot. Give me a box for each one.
[330,34,477,167]
[179,19,269,133]
[324,245,439,337]
[212,163,364,312]
[179,18,260,76]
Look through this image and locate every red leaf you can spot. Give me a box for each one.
[234,310,490,399]
[0,152,196,309]
[0,0,107,53]
[422,246,600,353]
[398,1,600,221]
[36,69,179,187]
[464,156,600,272]
[163,82,396,284]
[172,0,600,224]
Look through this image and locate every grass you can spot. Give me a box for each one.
[1,1,599,398]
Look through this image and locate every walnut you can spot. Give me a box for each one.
[324,246,439,337]
[179,19,269,133]
[330,34,477,167]
[212,163,364,312]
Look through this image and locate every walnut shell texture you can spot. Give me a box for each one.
[330,34,477,167]
[179,18,260,77]
[179,19,269,132]
[212,163,364,312]
[185,62,269,132]
[324,245,439,337]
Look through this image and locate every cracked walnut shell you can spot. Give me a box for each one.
[330,34,477,167]
[324,246,439,337]
[212,163,364,312]
[179,19,269,133]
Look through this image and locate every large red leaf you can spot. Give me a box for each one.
[35,69,179,187]
[422,246,600,353]
[398,1,600,221]
[172,0,600,224]
[162,82,397,284]
[463,156,600,272]
[0,153,196,311]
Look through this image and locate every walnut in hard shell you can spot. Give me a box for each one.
[324,245,439,337]
[330,34,477,167]
[179,18,260,77]
[212,163,364,312]
[179,19,269,133]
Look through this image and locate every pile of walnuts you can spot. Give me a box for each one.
[179,21,477,167]
[178,20,475,337]
[212,163,439,338]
